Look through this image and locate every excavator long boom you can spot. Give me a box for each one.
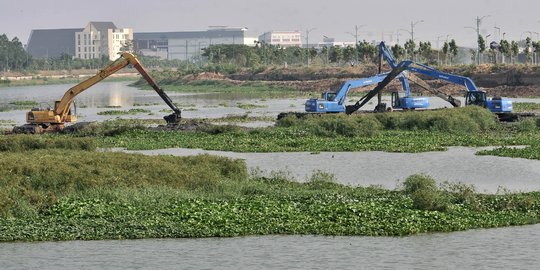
[345,61,412,114]
[53,52,181,124]
[17,52,181,133]
[378,41,461,107]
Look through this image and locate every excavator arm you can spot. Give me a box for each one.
[346,61,412,114]
[25,53,181,132]
[378,42,463,108]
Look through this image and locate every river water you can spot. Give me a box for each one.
[1,81,540,269]
[1,224,539,269]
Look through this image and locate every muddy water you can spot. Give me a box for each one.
[1,224,539,269]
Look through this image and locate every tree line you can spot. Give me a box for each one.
[2,32,540,73]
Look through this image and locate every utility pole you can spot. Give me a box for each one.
[346,25,365,63]
[305,28,316,67]
[346,25,365,45]
[468,15,490,65]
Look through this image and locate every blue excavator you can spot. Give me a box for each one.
[377,41,513,113]
[304,71,428,113]
[292,41,521,121]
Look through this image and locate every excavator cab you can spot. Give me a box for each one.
[322,92,337,101]
[465,91,487,107]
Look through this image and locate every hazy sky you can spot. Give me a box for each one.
[3,0,540,48]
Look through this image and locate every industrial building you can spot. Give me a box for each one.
[257,31,302,47]
[26,28,83,58]
[27,21,133,60]
[133,27,254,60]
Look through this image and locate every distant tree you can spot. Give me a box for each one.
[478,35,486,64]
[120,39,137,54]
[329,46,343,64]
[417,41,432,63]
[510,40,519,63]
[343,45,356,64]
[442,41,449,65]
[404,39,415,59]
[498,40,510,64]
[448,39,458,64]
[0,34,31,71]
[533,41,540,65]
[478,35,486,54]
[320,46,329,64]
[391,44,405,61]
[524,37,532,64]
[356,40,377,63]
[309,48,318,60]
[469,49,477,63]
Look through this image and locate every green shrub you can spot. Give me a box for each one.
[307,170,339,189]
[403,174,447,211]
[516,118,539,132]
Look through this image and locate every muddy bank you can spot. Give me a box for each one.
[226,66,540,97]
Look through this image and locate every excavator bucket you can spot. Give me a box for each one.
[163,112,181,125]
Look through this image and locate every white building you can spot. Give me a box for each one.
[134,27,253,60]
[75,22,133,60]
[258,31,302,47]
[317,36,355,48]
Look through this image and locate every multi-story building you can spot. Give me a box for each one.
[258,31,302,47]
[134,27,253,60]
[75,22,133,60]
[26,28,83,58]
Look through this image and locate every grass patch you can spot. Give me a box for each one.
[97,108,152,115]
[513,102,540,112]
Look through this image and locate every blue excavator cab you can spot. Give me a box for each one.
[465,91,512,113]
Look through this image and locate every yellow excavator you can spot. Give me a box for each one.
[13,52,181,133]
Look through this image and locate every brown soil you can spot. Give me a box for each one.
[227,66,540,97]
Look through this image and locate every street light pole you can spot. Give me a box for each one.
[475,15,489,64]
[436,36,442,65]
[494,26,501,40]
[305,28,316,67]
[410,20,424,42]
[346,25,365,63]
